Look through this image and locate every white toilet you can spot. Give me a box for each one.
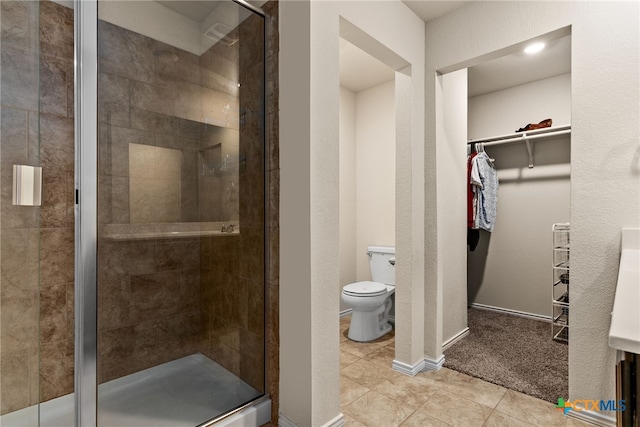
[342,246,395,342]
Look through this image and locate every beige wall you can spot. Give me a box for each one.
[425,1,639,416]
[280,0,425,424]
[467,74,571,318]
[355,80,396,281]
[468,73,571,139]
[339,81,395,312]
[440,69,469,345]
[339,87,356,312]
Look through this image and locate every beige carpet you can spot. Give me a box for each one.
[443,307,568,403]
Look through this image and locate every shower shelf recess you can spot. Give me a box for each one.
[102,222,239,241]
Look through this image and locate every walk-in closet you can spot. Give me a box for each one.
[443,31,572,403]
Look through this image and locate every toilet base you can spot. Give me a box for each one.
[347,298,393,342]
[347,314,392,342]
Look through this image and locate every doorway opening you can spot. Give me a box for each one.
[441,29,572,404]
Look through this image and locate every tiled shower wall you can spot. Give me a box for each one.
[199,12,266,392]
[0,0,75,414]
[1,0,280,419]
[263,1,280,423]
[96,20,244,382]
[96,4,273,396]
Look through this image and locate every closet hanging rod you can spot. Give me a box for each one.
[467,125,571,146]
[480,129,571,148]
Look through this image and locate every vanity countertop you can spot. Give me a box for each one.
[609,228,640,354]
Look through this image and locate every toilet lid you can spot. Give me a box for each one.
[343,281,387,297]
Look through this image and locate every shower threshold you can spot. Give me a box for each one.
[0,353,263,427]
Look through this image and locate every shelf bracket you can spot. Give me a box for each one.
[523,134,534,168]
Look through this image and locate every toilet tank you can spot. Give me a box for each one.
[368,246,395,285]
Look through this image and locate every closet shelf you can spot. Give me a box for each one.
[467,125,571,145]
[468,125,571,168]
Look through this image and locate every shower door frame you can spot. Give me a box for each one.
[74,0,98,425]
[73,1,270,426]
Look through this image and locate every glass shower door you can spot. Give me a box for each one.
[1,1,76,426]
[94,1,266,425]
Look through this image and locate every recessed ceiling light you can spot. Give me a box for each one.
[524,42,546,55]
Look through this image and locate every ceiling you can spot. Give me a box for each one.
[340,2,571,97]
[401,0,470,22]
[156,1,220,22]
[468,36,571,97]
[156,0,265,22]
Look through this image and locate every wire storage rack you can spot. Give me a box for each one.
[552,223,570,342]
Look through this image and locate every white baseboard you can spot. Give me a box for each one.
[339,309,353,317]
[280,413,345,427]
[423,355,445,371]
[392,358,425,376]
[566,409,616,426]
[321,414,345,427]
[442,327,469,351]
[470,303,551,322]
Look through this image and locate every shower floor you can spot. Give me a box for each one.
[0,353,261,427]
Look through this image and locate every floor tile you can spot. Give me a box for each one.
[341,359,397,389]
[496,389,567,426]
[564,416,599,426]
[343,390,417,427]
[414,389,493,427]
[341,317,351,342]
[484,410,535,426]
[344,414,369,426]
[341,350,361,369]
[341,376,370,407]
[339,318,570,427]
[399,409,451,427]
[341,339,389,359]
[372,372,439,408]
[365,344,395,368]
[420,367,506,408]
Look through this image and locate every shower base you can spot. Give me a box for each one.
[1,353,262,427]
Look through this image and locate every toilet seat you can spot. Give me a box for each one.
[343,281,387,297]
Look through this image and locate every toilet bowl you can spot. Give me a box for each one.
[342,246,395,342]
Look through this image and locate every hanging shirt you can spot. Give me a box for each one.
[470,151,499,232]
[467,152,478,228]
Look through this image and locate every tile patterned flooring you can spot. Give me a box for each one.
[339,315,593,427]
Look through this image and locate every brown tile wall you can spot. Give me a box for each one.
[1,0,279,418]
[263,1,280,423]
[0,0,75,414]
[95,17,249,384]
[199,12,267,393]
[98,21,212,383]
